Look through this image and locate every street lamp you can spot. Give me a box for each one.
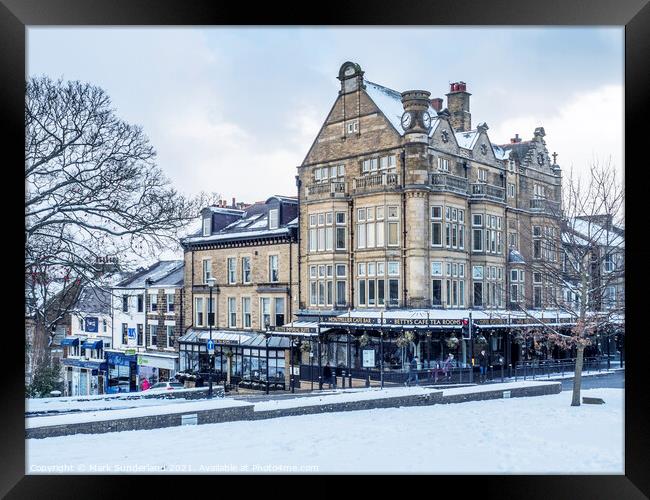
[264,317,271,395]
[206,276,216,399]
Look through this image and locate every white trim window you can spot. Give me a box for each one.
[477,168,488,183]
[269,209,279,229]
[242,257,251,284]
[166,325,174,348]
[347,120,359,134]
[166,293,175,313]
[228,297,237,328]
[202,259,212,284]
[202,215,212,236]
[227,257,237,284]
[269,255,279,282]
[195,297,204,327]
[149,324,157,348]
[260,297,271,328]
[242,297,251,329]
[149,292,158,312]
[437,157,450,172]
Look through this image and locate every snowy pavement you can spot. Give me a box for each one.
[26,388,623,474]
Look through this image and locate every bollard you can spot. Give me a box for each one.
[501,364,504,383]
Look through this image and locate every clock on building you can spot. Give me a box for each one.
[401,111,413,130]
[422,111,432,130]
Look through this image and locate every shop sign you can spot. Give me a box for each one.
[275,326,318,334]
[85,317,99,333]
[127,328,136,347]
[125,349,136,356]
[362,349,375,368]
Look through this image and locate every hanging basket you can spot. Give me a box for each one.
[446,336,460,349]
[514,333,525,345]
[475,335,488,346]
[300,341,312,353]
[359,333,371,347]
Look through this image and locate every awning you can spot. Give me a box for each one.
[272,321,328,337]
[178,328,253,345]
[81,339,103,350]
[61,337,79,346]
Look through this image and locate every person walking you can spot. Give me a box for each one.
[323,362,335,389]
[405,356,419,386]
[141,378,150,391]
[442,354,454,382]
[478,349,489,383]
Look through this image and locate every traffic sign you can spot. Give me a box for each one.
[207,339,215,355]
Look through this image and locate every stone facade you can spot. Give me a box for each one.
[298,61,563,314]
[182,197,299,333]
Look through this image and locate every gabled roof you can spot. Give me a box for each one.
[455,130,481,150]
[508,248,526,264]
[115,260,184,289]
[363,79,440,137]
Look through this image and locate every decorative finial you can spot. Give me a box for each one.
[552,152,558,164]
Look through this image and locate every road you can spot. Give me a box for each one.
[558,370,624,391]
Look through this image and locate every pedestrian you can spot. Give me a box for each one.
[443,354,454,381]
[141,378,150,391]
[323,362,335,389]
[478,349,489,383]
[405,356,419,386]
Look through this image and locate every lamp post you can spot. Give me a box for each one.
[264,318,271,395]
[206,277,216,399]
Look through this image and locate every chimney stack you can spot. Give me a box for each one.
[430,98,443,112]
[232,197,236,208]
[445,81,471,132]
[510,134,521,144]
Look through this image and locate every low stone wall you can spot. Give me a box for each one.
[441,382,561,404]
[27,382,561,439]
[27,403,254,439]
[254,391,444,420]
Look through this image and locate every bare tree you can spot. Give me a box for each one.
[25,76,217,380]
[506,160,624,406]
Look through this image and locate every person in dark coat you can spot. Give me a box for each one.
[405,356,419,386]
[323,362,335,389]
[478,350,489,383]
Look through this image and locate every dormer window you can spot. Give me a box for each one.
[202,216,211,236]
[269,209,279,229]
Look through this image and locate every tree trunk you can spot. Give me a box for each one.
[571,345,585,406]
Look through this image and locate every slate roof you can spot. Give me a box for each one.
[115,260,184,289]
[183,196,298,247]
[364,79,440,137]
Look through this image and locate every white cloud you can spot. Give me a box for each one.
[490,84,623,183]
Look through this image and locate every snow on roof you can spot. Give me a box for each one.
[492,144,510,160]
[570,218,624,248]
[364,79,440,137]
[149,266,184,287]
[183,227,291,244]
[508,248,526,264]
[179,329,253,344]
[116,260,184,289]
[455,130,480,150]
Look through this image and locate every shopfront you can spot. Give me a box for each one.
[105,350,138,393]
[62,358,108,396]
[136,352,178,387]
[178,329,291,390]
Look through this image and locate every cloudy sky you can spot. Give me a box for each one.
[28,27,623,203]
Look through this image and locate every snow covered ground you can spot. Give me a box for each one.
[26,388,623,474]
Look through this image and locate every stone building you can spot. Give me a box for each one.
[108,260,184,392]
[277,61,571,378]
[297,61,563,315]
[179,196,299,390]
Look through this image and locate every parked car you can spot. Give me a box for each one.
[146,381,184,392]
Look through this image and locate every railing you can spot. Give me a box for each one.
[470,182,505,202]
[529,198,561,215]
[298,364,473,387]
[353,172,399,192]
[429,173,469,195]
[306,181,347,198]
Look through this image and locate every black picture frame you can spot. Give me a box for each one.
[2,0,648,497]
